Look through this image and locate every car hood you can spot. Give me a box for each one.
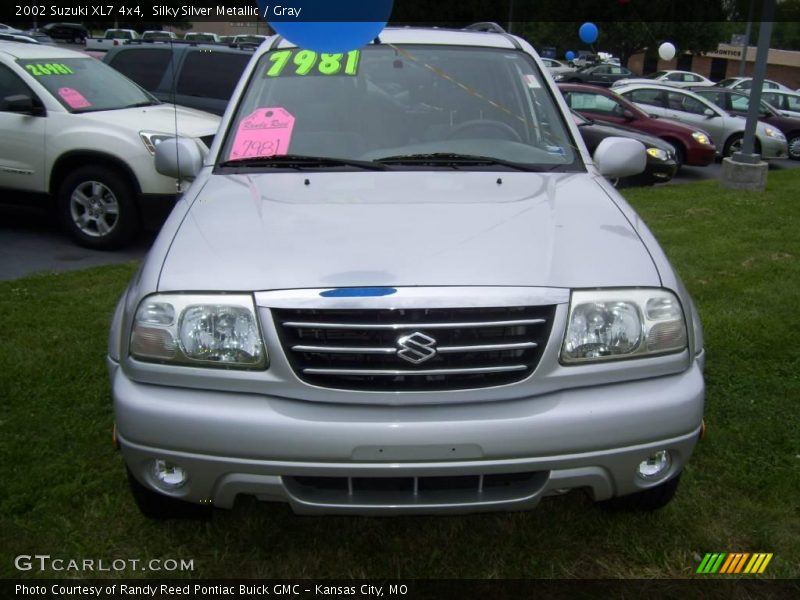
[77,104,220,137]
[157,171,661,292]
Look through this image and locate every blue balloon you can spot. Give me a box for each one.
[566,50,575,61]
[257,1,394,53]
[579,22,599,44]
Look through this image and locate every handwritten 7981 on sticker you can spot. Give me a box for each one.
[228,108,296,160]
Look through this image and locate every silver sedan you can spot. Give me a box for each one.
[614,83,788,159]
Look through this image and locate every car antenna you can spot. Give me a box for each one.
[169,36,181,191]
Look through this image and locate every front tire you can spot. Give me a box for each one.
[597,473,682,511]
[56,166,139,250]
[788,132,800,161]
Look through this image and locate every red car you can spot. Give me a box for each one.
[558,83,717,168]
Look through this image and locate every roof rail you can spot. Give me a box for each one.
[464,22,507,34]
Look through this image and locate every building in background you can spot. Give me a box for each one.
[628,43,800,89]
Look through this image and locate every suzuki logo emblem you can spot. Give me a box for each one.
[396,332,438,364]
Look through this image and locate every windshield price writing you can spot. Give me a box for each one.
[266,50,361,78]
[24,63,74,76]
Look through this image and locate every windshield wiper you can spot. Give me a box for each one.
[373,153,544,171]
[122,100,160,108]
[218,154,389,171]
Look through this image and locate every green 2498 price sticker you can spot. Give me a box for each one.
[24,63,74,76]
[266,50,360,78]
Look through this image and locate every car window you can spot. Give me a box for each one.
[626,88,665,108]
[667,91,708,115]
[696,90,724,107]
[736,80,752,90]
[761,92,781,108]
[666,73,683,81]
[609,66,624,75]
[786,94,800,110]
[565,91,623,116]
[730,94,749,112]
[220,45,580,170]
[0,63,35,107]
[16,57,155,113]
[108,48,172,91]
[176,51,251,101]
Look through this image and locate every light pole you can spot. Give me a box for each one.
[721,0,777,191]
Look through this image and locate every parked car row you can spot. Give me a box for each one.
[614,83,789,159]
[559,83,716,168]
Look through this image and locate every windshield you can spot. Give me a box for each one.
[17,57,157,113]
[219,44,580,171]
[644,71,667,79]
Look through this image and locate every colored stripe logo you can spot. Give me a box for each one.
[697,553,773,574]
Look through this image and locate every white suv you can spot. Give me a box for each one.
[0,42,220,248]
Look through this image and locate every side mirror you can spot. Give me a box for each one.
[622,109,635,120]
[593,137,646,179]
[703,108,716,117]
[2,94,44,116]
[154,137,203,180]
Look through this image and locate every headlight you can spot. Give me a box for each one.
[691,131,711,145]
[763,126,785,140]
[646,147,669,161]
[139,131,175,155]
[130,294,267,369]
[561,289,687,364]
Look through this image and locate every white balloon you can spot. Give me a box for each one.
[659,42,676,61]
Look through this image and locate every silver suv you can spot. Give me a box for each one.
[108,26,705,518]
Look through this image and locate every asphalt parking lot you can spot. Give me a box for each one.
[2,157,798,282]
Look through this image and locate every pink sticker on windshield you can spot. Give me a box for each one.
[228,107,295,160]
[58,87,92,109]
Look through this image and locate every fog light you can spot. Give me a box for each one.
[637,450,671,480]
[150,459,188,489]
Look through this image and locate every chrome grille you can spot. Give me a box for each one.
[273,305,556,391]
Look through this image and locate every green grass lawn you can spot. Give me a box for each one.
[1,172,798,580]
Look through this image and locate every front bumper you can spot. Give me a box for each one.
[685,143,717,167]
[112,359,705,515]
[760,135,789,159]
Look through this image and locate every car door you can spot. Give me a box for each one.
[779,93,800,118]
[588,65,611,86]
[665,72,685,87]
[665,90,726,145]
[0,63,46,193]
[623,88,668,118]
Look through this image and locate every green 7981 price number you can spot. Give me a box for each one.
[266,50,361,78]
